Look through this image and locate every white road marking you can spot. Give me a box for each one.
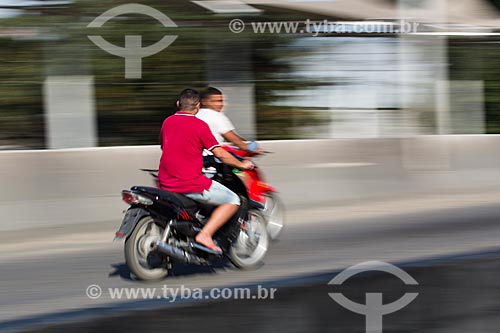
[299,162,376,169]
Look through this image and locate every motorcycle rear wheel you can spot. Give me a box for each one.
[125,216,169,281]
[229,210,269,269]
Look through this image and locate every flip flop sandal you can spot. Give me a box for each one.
[192,242,223,255]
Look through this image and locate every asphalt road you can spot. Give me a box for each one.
[1,191,500,329]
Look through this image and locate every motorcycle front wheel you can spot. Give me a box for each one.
[263,193,285,240]
[125,216,169,281]
[229,210,269,269]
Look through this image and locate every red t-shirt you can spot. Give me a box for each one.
[158,111,220,193]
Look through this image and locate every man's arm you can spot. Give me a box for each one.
[222,131,265,154]
[211,147,254,170]
[215,113,259,152]
[222,130,248,151]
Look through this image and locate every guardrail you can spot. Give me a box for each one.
[2,136,500,232]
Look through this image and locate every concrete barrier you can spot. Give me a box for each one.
[2,136,500,231]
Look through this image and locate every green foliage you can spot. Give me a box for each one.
[0,39,44,148]
[449,41,500,133]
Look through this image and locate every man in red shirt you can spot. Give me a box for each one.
[158,88,254,254]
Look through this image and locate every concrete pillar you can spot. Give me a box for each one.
[205,38,256,140]
[434,0,451,134]
[449,80,485,134]
[398,0,450,135]
[43,76,97,149]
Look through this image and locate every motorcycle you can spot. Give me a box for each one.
[137,144,285,239]
[115,157,270,281]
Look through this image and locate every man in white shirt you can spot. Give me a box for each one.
[197,87,262,153]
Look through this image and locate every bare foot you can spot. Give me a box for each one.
[195,232,222,253]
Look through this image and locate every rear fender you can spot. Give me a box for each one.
[115,207,150,240]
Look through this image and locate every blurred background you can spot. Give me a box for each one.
[1,0,500,149]
[4,1,500,332]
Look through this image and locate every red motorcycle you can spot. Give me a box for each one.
[220,145,285,240]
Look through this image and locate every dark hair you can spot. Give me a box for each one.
[178,88,200,111]
[201,87,222,101]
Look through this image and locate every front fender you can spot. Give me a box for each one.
[115,207,150,240]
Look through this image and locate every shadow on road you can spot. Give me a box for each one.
[108,259,231,281]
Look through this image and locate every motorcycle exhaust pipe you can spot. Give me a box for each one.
[155,240,204,265]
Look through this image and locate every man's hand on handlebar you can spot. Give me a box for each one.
[241,160,255,170]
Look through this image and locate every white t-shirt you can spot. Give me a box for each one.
[196,108,235,144]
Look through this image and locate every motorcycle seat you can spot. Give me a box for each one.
[132,186,197,209]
